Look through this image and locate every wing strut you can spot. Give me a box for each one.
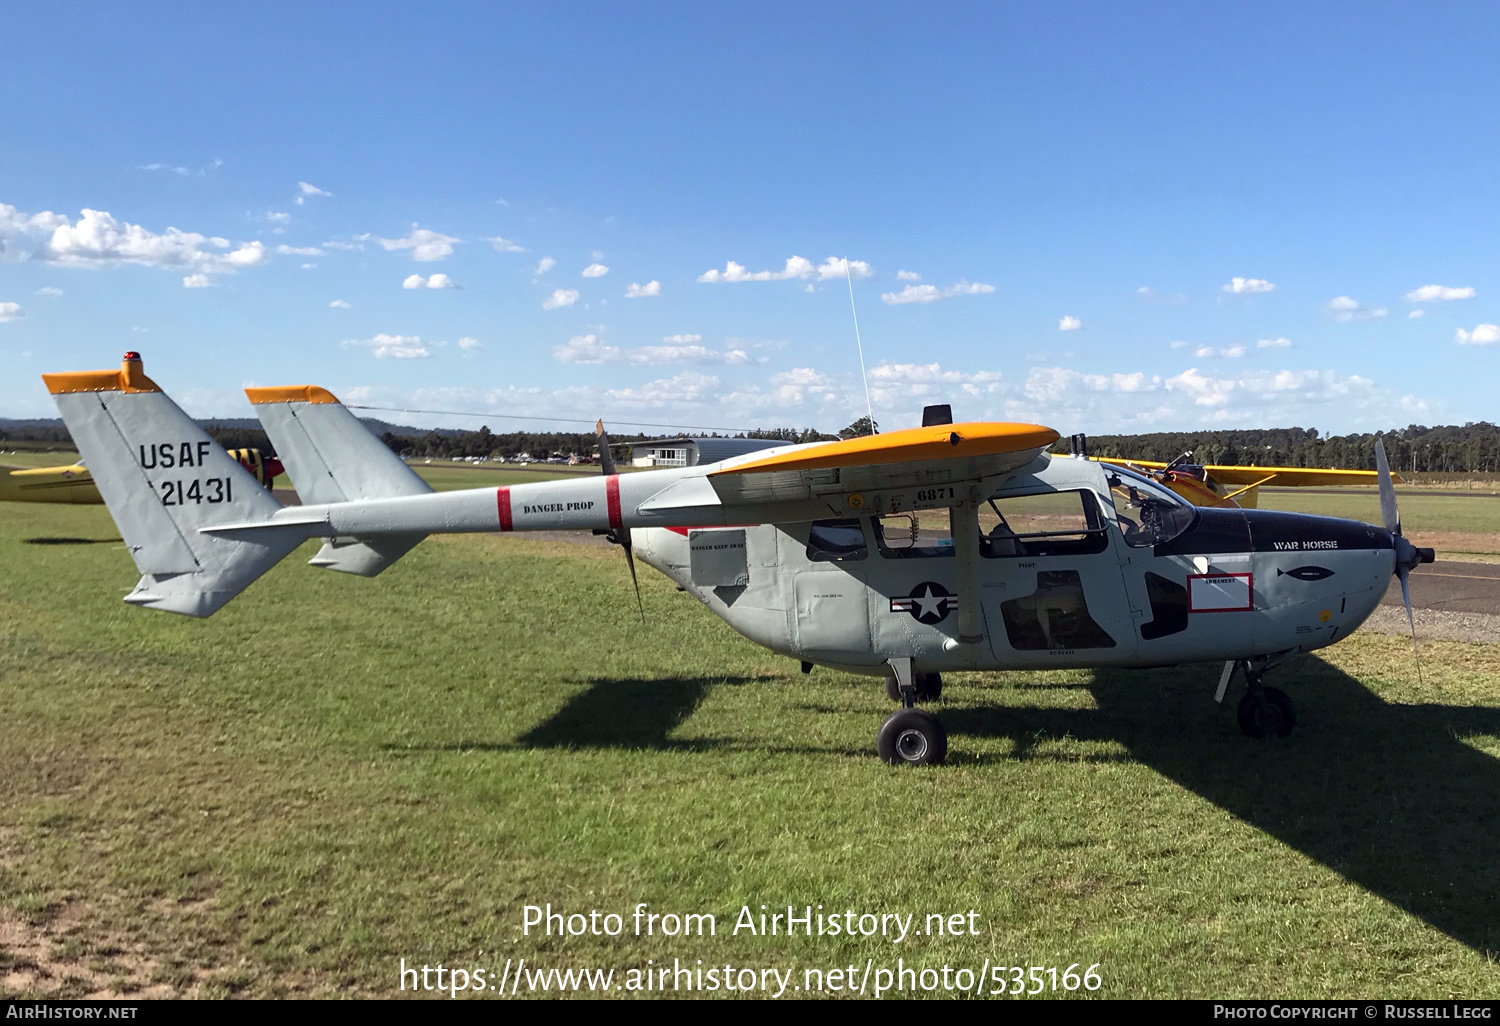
[951,492,985,644]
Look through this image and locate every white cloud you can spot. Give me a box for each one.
[535,256,556,275]
[1024,368,1162,402]
[0,301,24,321]
[582,262,609,278]
[403,272,456,289]
[553,333,749,366]
[815,257,874,281]
[1327,296,1387,322]
[276,244,322,256]
[880,280,996,305]
[0,204,268,278]
[135,163,192,176]
[458,336,483,352]
[768,367,838,403]
[542,288,579,310]
[298,182,331,197]
[344,333,431,359]
[1456,324,1500,346]
[1138,285,1189,306]
[379,226,459,262]
[859,363,1006,410]
[1256,337,1292,349]
[1059,315,1082,331]
[625,280,661,298]
[698,256,815,282]
[1409,310,1425,319]
[1170,340,1191,349]
[896,270,921,281]
[330,300,351,309]
[1405,284,1475,303]
[182,274,214,288]
[34,287,62,297]
[694,255,873,284]
[1194,345,1247,358]
[1223,277,1275,294]
[322,239,365,251]
[266,211,291,225]
[487,236,526,253]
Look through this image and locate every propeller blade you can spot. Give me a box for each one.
[595,419,617,476]
[595,418,642,622]
[1398,565,1424,687]
[621,531,645,624]
[1375,438,1401,537]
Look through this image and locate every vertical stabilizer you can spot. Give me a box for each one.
[247,385,431,575]
[43,353,311,616]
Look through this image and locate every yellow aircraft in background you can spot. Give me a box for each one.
[1090,454,1394,509]
[1,449,282,504]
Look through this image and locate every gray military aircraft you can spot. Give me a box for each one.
[44,353,1432,765]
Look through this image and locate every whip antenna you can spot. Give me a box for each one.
[845,255,876,435]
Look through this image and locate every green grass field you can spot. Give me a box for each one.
[2,496,1500,999]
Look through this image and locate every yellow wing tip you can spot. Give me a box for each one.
[245,385,341,405]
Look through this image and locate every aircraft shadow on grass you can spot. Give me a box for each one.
[516,675,775,751]
[414,662,1500,954]
[944,659,1500,957]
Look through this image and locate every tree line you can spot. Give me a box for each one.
[10,418,1500,473]
[1058,423,1500,473]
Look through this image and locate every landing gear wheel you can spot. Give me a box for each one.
[1237,686,1296,739]
[877,709,948,766]
[884,671,943,702]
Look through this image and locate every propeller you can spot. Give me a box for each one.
[596,419,645,624]
[1376,438,1435,682]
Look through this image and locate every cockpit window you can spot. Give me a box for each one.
[1106,466,1197,548]
[980,489,1111,558]
[806,518,868,562]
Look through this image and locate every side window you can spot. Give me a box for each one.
[981,490,1110,558]
[873,508,954,559]
[806,519,868,562]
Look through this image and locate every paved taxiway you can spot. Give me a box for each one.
[1382,561,1500,615]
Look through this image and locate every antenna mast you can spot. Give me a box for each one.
[845,256,876,435]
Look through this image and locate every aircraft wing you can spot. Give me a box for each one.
[1093,456,1395,487]
[705,422,1059,513]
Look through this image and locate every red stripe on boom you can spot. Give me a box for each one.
[496,487,513,531]
[605,475,623,529]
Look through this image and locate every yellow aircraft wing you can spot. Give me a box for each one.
[1093,457,1395,487]
[0,463,104,504]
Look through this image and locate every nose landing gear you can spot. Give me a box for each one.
[878,658,948,765]
[1221,660,1296,739]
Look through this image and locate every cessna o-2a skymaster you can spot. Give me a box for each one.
[45,353,1433,766]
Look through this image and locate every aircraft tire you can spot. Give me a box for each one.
[884,671,943,702]
[877,709,948,766]
[1237,687,1296,739]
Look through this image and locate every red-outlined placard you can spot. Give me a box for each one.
[1187,572,1253,612]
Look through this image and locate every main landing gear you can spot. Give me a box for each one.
[1220,660,1296,739]
[877,658,947,766]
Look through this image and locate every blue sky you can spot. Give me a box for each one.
[2,2,1496,435]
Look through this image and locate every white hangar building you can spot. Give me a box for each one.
[630,437,787,468]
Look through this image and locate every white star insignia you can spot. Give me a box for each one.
[912,585,945,619]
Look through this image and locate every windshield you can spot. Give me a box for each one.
[1105,465,1196,548]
